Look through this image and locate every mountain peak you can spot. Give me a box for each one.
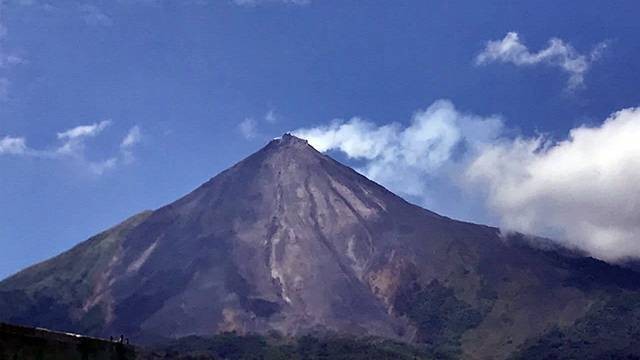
[256,133,322,166]
[266,133,311,151]
[280,133,307,144]
[5,132,640,359]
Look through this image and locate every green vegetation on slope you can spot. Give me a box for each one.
[513,291,640,359]
[141,332,430,360]
[394,276,484,359]
[0,212,151,335]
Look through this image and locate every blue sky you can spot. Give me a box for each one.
[1,0,640,278]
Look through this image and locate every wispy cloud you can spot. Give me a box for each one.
[238,118,258,139]
[0,121,142,175]
[232,0,310,6]
[87,157,118,175]
[55,120,112,156]
[0,52,23,67]
[57,120,112,141]
[294,101,640,262]
[475,32,607,90]
[238,109,281,140]
[265,109,277,123]
[121,125,141,148]
[120,125,142,164]
[0,3,25,101]
[0,135,28,155]
[79,4,113,27]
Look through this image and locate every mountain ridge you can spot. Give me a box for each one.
[3,134,640,359]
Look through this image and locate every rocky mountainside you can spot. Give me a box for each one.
[2,134,640,359]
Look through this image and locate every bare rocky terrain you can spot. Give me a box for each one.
[2,134,640,359]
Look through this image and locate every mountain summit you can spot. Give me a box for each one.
[2,134,640,359]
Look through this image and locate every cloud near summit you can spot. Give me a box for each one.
[294,100,503,198]
[294,101,640,262]
[466,107,640,261]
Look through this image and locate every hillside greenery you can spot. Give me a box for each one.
[141,332,430,360]
[394,278,486,359]
[512,291,640,359]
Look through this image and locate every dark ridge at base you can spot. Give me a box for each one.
[1,322,430,360]
[0,322,137,360]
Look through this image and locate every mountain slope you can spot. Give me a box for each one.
[2,134,640,359]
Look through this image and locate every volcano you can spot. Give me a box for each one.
[2,134,640,359]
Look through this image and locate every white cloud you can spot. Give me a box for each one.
[0,4,25,101]
[465,107,640,261]
[56,120,112,156]
[265,109,277,123]
[238,109,279,140]
[476,32,606,90]
[1,120,141,175]
[294,100,503,198]
[57,120,111,141]
[120,125,142,164]
[121,125,141,148]
[79,4,113,27]
[232,0,310,6]
[294,100,640,262]
[238,118,258,139]
[87,157,118,175]
[0,135,27,155]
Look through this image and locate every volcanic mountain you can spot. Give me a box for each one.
[2,134,640,359]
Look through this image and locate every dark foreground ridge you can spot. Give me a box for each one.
[3,134,640,359]
[0,322,136,360]
[0,322,430,360]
